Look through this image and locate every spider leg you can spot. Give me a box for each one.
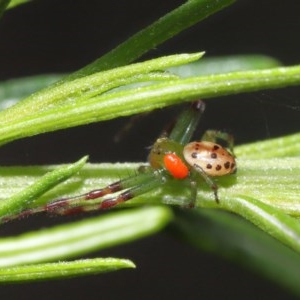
[2,169,166,222]
[191,164,219,203]
[202,130,234,155]
[184,178,198,208]
[114,112,150,142]
[45,171,154,211]
[50,170,166,215]
[169,100,205,144]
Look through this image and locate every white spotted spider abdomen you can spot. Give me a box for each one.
[183,141,236,177]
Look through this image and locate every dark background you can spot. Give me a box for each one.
[0,0,299,299]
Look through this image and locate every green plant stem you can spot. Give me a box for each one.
[0,0,237,122]
[0,63,300,146]
[0,53,202,126]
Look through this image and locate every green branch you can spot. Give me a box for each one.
[0,56,299,146]
[0,259,135,283]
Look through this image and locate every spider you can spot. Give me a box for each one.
[11,100,236,219]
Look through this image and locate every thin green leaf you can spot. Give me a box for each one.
[0,156,88,220]
[220,195,300,255]
[172,208,300,296]
[0,258,135,283]
[67,0,236,79]
[168,54,282,77]
[0,207,172,267]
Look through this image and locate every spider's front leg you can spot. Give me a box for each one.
[2,169,165,222]
[45,169,166,215]
[168,100,205,145]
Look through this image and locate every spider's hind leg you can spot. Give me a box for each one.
[191,164,219,203]
[184,178,198,208]
[202,130,234,155]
